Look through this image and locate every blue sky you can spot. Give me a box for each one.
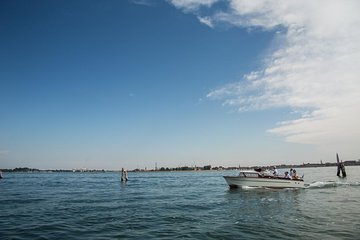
[1,0,359,170]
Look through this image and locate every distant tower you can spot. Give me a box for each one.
[321,159,323,165]
[155,162,158,171]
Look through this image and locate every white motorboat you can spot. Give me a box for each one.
[224,169,305,189]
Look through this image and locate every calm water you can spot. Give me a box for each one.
[1,166,360,239]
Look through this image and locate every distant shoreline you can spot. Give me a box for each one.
[1,161,359,173]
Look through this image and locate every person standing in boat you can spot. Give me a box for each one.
[273,166,279,176]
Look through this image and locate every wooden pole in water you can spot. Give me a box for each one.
[121,168,125,182]
[336,153,341,177]
[121,168,128,182]
[336,153,347,178]
[340,161,347,178]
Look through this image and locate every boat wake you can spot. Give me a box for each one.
[306,181,360,189]
[238,186,302,191]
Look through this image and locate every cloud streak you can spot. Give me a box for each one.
[168,0,219,10]
[170,0,360,152]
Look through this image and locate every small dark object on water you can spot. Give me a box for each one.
[336,153,347,178]
[121,168,128,182]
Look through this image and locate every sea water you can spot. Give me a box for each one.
[1,166,359,239]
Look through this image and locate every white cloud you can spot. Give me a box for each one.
[198,16,214,28]
[130,0,154,6]
[168,0,219,11]
[172,0,360,152]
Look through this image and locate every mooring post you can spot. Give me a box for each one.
[340,161,347,177]
[121,168,128,182]
[336,153,347,178]
[336,153,341,177]
[121,168,125,182]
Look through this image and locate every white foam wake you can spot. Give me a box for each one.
[306,181,360,189]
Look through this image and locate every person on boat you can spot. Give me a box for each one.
[292,169,298,179]
[289,168,293,177]
[273,166,279,176]
[284,171,291,179]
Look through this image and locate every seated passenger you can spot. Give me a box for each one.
[292,169,298,179]
[284,171,291,179]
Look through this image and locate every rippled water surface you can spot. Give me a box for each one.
[1,166,360,239]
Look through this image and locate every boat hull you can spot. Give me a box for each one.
[224,176,305,189]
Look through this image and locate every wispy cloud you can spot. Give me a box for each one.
[130,0,154,7]
[171,0,360,151]
[168,0,219,11]
[198,16,214,28]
